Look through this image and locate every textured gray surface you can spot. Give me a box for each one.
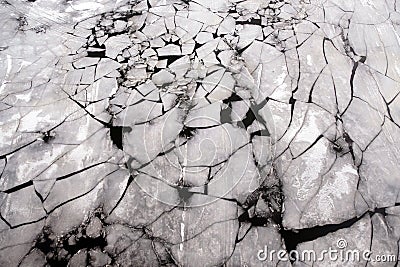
[0,0,399,266]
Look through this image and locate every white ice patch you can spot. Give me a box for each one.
[0,55,12,94]
[296,110,320,144]
[293,140,328,201]
[273,66,287,86]
[68,1,104,11]
[310,164,358,221]
[17,145,66,182]
[19,110,52,131]
[180,222,185,251]
[306,55,313,66]
[77,116,90,141]
[15,90,33,102]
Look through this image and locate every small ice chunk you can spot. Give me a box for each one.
[114,20,127,32]
[152,70,175,86]
[207,72,235,101]
[157,44,181,56]
[175,16,203,41]
[195,32,214,44]
[142,19,167,39]
[237,25,262,49]
[89,249,111,267]
[149,4,175,16]
[189,3,224,25]
[169,55,190,78]
[71,2,103,11]
[196,38,220,59]
[73,57,99,69]
[69,250,87,267]
[165,16,176,30]
[182,40,195,54]
[161,92,178,110]
[104,35,131,58]
[150,37,165,47]
[95,58,121,80]
[127,66,147,81]
[217,50,234,67]
[130,14,147,31]
[185,101,222,127]
[202,68,225,92]
[86,217,103,238]
[218,16,236,35]
[137,80,157,96]
[156,59,168,68]
[192,0,229,12]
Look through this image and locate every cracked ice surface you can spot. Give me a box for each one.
[0,0,400,266]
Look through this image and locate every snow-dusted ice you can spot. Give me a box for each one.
[0,0,400,266]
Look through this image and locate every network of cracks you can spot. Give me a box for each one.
[0,0,400,266]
